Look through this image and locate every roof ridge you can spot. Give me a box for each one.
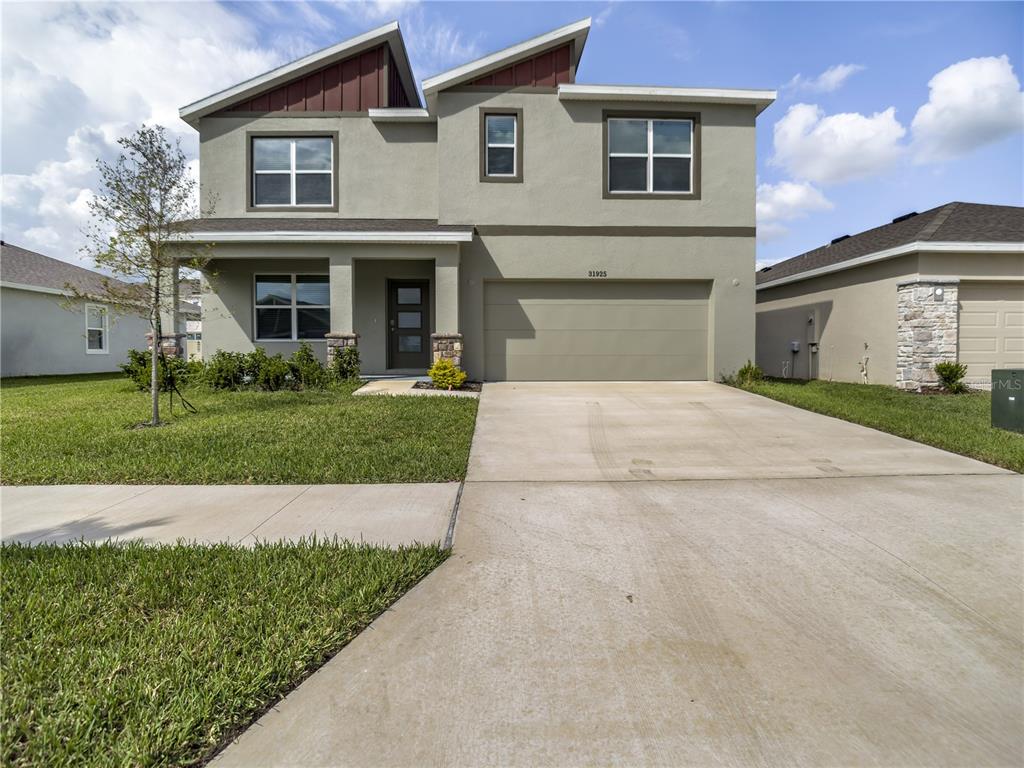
[916,202,959,242]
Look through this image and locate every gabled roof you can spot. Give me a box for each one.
[179,22,420,127]
[0,241,133,297]
[756,202,1024,288]
[422,18,590,96]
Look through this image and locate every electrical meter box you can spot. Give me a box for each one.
[991,369,1023,433]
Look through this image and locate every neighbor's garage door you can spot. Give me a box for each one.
[958,282,1024,382]
[483,280,709,381]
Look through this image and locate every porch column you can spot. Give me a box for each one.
[326,253,357,362]
[431,248,463,367]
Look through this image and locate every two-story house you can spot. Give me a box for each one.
[175,18,775,381]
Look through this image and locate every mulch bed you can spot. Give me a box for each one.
[413,381,483,393]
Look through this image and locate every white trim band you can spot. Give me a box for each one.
[756,241,1024,290]
[368,108,436,123]
[559,84,777,115]
[174,231,475,244]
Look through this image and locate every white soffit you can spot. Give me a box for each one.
[368,108,436,123]
[422,18,591,95]
[558,84,777,115]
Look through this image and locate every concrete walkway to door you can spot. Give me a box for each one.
[216,382,1023,767]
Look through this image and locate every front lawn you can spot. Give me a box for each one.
[1,539,446,767]
[0,374,478,484]
[739,378,1024,473]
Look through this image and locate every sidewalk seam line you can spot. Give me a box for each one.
[244,486,313,542]
[22,485,160,544]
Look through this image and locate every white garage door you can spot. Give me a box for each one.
[958,282,1024,384]
[483,280,709,381]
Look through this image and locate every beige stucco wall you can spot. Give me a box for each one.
[435,91,756,227]
[461,234,754,381]
[1,287,150,377]
[755,254,919,385]
[198,115,438,219]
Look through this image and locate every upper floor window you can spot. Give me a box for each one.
[607,118,693,195]
[85,304,108,354]
[480,110,523,182]
[252,137,333,207]
[254,274,329,341]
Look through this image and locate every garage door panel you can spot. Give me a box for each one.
[484,303,708,332]
[958,282,1024,382]
[484,280,709,381]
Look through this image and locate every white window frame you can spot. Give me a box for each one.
[252,137,333,208]
[85,303,109,354]
[607,118,693,195]
[253,273,330,342]
[484,114,517,177]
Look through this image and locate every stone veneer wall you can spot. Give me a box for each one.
[325,332,358,364]
[431,333,463,368]
[146,332,186,360]
[896,279,959,392]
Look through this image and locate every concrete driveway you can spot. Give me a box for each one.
[218,382,1023,767]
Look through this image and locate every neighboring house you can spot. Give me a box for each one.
[180,278,203,360]
[755,203,1024,390]
[0,242,152,377]
[175,18,775,381]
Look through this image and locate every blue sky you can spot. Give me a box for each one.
[2,1,1022,266]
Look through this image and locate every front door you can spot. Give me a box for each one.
[388,279,430,369]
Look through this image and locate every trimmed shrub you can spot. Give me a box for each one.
[428,358,467,390]
[935,361,968,394]
[330,346,361,381]
[255,353,292,391]
[120,349,192,391]
[722,360,764,387]
[288,343,330,390]
[203,350,246,390]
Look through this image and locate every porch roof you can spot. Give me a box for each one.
[173,218,475,245]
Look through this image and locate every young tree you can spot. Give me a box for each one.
[78,125,208,426]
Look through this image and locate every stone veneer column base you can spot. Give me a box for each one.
[431,333,464,368]
[325,332,359,364]
[146,332,186,359]
[896,279,959,392]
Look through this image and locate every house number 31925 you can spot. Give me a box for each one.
[588,270,608,278]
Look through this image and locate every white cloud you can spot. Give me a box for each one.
[0,2,290,263]
[785,63,865,94]
[771,103,906,184]
[755,181,833,241]
[911,54,1024,163]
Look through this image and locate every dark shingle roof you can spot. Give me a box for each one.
[179,218,474,234]
[1,241,201,317]
[757,202,1024,286]
[0,241,133,295]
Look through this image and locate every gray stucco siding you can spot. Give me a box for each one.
[199,116,438,220]
[1,287,150,377]
[436,91,756,228]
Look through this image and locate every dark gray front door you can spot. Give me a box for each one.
[388,279,430,369]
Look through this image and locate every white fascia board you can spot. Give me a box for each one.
[178,22,422,126]
[756,241,1024,291]
[422,18,591,95]
[558,84,777,115]
[173,231,474,245]
[368,108,435,123]
[0,281,69,296]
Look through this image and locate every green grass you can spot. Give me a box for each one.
[1,539,447,767]
[740,378,1024,473]
[0,374,478,484]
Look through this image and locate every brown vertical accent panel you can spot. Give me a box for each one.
[323,64,342,110]
[514,59,534,86]
[534,50,554,86]
[251,93,270,112]
[341,57,360,110]
[305,71,324,111]
[286,81,305,110]
[474,74,494,86]
[554,44,571,83]
[492,67,514,86]
[268,86,287,111]
[359,49,379,109]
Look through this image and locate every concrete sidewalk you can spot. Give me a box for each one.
[215,382,1023,767]
[0,483,458,547]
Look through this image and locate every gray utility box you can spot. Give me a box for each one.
[991,370,1024,433]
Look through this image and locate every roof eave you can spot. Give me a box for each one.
[558,84,777,115]
[171,231,474,245]
[756,241,1024,290]
[178,21,421,128]
[421,17,591,96]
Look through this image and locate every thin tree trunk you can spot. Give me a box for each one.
[151,274,161,425]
